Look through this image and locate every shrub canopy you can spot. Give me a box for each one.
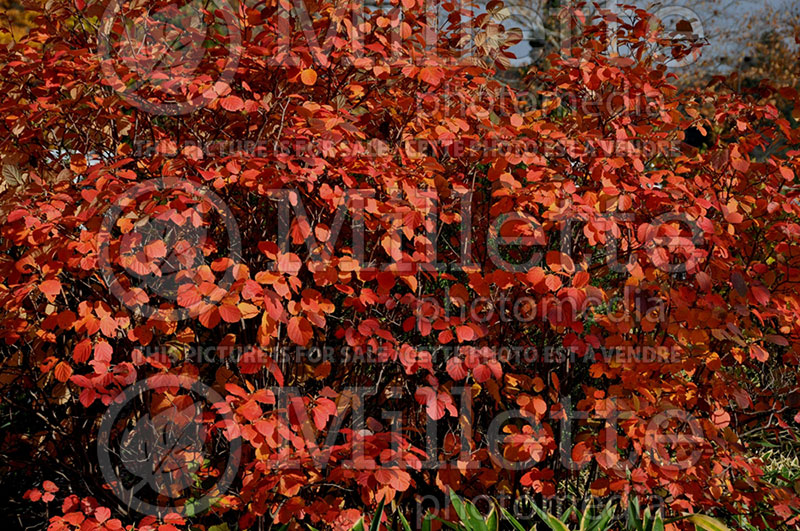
[1,0,800,529]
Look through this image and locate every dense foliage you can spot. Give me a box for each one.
[1,0,799,529]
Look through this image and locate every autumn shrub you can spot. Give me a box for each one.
[0,0,799,530]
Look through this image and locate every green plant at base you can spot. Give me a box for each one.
[362,493,732,531]
[501,498,614,531]
[686,515,731,531]
[626,497,665,531]
[433,489,499,531]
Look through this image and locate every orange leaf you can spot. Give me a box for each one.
[300,68,317,86]
[711,408,730,428]
[199,306,221,328]
[419,66,443,86]
[287,316,313,346]
[69,154,87,174]
[238,302,260,319]
[40,279,62,302]
[144,240,167,259]
[573,271,590,288]
[54,361,73,382]
[544,275,562,292]
[546,251,575,274]
[219,304,242,323]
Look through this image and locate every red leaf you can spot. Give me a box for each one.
[419,66,444,86]
[438,328,454,344]
[237,400,262,422]
[40,279,62,302]
[177,284,202,308]
[573,271,590,288]
[144,240,167,259]
[531,396,547,417]
[473,364,492,382]
[287,316,313,346]
[95,507,111,523]
[545,275,562,292]
[79,388,96,407]
[94,341,113,362]
[182,145,204,161]
[779,165,795,181]
[751,285,770,306]
[571,442,592,465]
[64,512,85,526]
[711,408,730,428]
[595,448,619,469]
[414,387,455,420]
[455,325,475,343]
[219,304,242,323]
[54,361,73,382]
[220,95,244,112]
[73,339,92,363]
[312,398,337,430]
[765,334,789,346]
[199,306,221,328]
[375,467,412,491]
[749,344,769,362]
[446,357,468,380]
[546,251,575,274]
[376,271,395,290]
[99,316,117,338]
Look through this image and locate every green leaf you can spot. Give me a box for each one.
[589,501,614,531]
[628,501,643,531]
[643,507,652,531]
[652,512,664,531]
[398,510,413,531]
[689,515,731,531]
[434,516,463,530]
[350,518,365,531]
[370,498,386,531]
[499,507,528,531]
[580,499,592,531]
[422,513,432,531]
[450,489,469,524]
[531,503,571,531]
[465,500,489,531]
[486,507,499,531]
